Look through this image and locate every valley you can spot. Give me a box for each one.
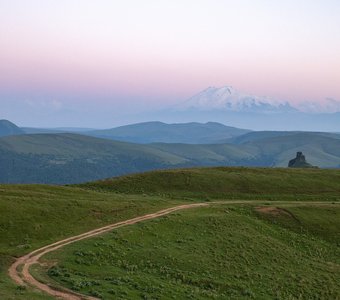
[0,120,340,184]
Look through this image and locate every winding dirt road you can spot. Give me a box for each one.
[8,203,209,300]
[9,200,335,299]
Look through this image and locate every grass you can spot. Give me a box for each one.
[80,167,340,201]
[42,203,340,299]
[0,184,180,300]
[1,131,340,184]
[1,167,340,299]
[256,203,340,245]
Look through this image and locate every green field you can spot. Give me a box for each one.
[81,167,340,201]
[0,185,180,299]
[41,203,340,299]
[1,167,340,299]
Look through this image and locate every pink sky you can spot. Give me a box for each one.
[1,0,340,112]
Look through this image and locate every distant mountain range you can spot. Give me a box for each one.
[176,86,340,114]
[152,86,340,131]
[22,127,95,134]
[1,124,339,184]
[86,121,250,144]
[19,121,250,144]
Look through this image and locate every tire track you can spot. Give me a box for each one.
[8,203,209,299]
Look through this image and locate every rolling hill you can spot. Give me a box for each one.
[1,131,340,184]
[1,167,339,299]
[0,120,24,137]
[241,133,340,168]
[22,127,96,134]
[86,121,250,144]
[225,130,340,144]
[81,167,340,200]
[45,203,340,299]
[0,133,191,184]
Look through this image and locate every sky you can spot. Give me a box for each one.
[1,0,340,127]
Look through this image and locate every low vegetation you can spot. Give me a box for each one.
[0,184,179,299]
[43,203,340,299]
[81,167,340,201]
[1,167,339,299]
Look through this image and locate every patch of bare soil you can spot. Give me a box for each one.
[255,206,294,218]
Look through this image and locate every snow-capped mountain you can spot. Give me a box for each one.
[297,98,340,114]
[175,86,340,114]
[148,86,340,131]
[176,86,298,113]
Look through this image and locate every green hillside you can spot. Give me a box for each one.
[0,184,179,300]
[248,133,340,168]
[0,133,189,184]
[81,167,340,201]
[1,132,340,184]
[0,120,24,137]
[225,130,340,144]
[42,203,340,299]
[149,143,254,164]
[1,167,340,299]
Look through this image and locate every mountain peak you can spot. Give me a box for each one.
[177,86,297,113]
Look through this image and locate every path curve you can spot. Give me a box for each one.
[9,200,336,299]
[8,203,209,300]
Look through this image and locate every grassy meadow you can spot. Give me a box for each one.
[0,184,180,299]
[42,203,340,299]
[80,167,340,201]
[0,167,339,299]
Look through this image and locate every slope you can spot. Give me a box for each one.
[1,167,340,299]
[81,167,340,201]
[226,130,340,144]
[86,121,250,144]
[246,133,340,168]
[1,131,340,184]
[41,203,340,299]
[0,120,25,137]
[0,133,189,184]
[0,184,180,300]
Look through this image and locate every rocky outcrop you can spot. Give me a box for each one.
[288,152,315,168]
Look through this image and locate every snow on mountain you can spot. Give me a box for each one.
[175,86,340,114]
[176,86,298,113]
[297,98,340,114]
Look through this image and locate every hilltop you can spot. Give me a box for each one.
[80,167,340,200]
[86,121,250,144]
[0,120,24,137]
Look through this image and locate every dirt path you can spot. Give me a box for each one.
[8,203,209,300]
[9,200,337,299]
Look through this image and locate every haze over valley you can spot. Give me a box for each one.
[1,119,340,184]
